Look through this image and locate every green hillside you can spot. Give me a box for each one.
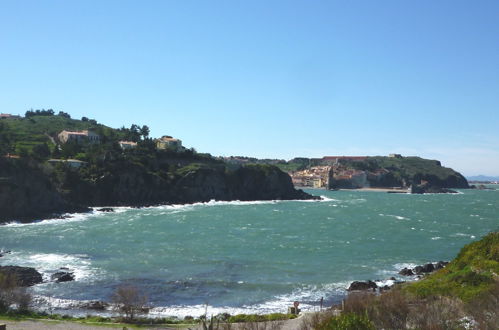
[0,113,123,155]
[405,231,499,302]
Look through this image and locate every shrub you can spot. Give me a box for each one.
[317,313,375,330]
[0,273,32,313]
[111,285,148,321]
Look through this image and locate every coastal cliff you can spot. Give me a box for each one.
[0,113,316,224]
[0,158,88,222]
[0,157,314,224]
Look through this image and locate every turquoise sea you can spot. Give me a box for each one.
[0,187,498,317]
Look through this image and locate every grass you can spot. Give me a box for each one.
[227,313,297,323]
[1,115,117,153]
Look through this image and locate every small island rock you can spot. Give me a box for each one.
[51,271,75,282]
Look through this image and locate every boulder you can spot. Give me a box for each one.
[51,271,75,282]
[97,207,114,212]
[435,261,449,270]
[421,263,435,273]
[399,268,414,276]
[80,300,109,310]
[0,250,11,258]
[0,266,43,286]
[347,280,377,291]
[414,266,424,275]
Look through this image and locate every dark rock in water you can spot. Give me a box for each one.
[421,263,435,273]
[0,266,43,286]
[414,263,435,274]
[399,267,414,276]
[97,207,114,212]
[413,266,424,275]
[410,183,458,194]
[389,277,396,281]
[348,280,377,291]
[51,271,75,282]
[435,261,449,270]
[81,300,109,310]
[0,250,11,258]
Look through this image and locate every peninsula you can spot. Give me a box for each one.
[0,111,314,223]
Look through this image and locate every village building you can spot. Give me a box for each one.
[289,166,331,188]
[155,135,183,151]
[47,159,87,168]
[0,113,21,119]
[389,153,403,158]
[58,130,100,144]
[118,140,138,150]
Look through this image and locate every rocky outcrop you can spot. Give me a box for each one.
[0,158,317,223]
[399,261,448,276]
[51,271,75,282]
[399,267,414,276]
[0,266,43,286]
[410,183,458,194]
[347,280,378,291]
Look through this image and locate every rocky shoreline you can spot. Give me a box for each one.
[347,260,449,292]
[0,256,450,316]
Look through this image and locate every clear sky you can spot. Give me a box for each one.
[1,1,498,176]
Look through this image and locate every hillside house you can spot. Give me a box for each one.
[156,135,183,151]
[48,159,87,168]
[118,141,138,150]
[58,130,100,144]
[0,113,20,119]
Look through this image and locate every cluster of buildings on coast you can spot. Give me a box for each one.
[289,155,402,189]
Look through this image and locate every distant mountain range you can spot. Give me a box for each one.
[467,175,499,182]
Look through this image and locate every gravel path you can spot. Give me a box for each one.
[0,319,177,329]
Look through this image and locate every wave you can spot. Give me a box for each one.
[30,281,350,318]
[0,252,102,282]
[3,197,334,228]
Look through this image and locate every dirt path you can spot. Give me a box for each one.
[1,313,326,330]
[0,319,177,329]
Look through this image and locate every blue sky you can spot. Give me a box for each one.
[1,1,498,176]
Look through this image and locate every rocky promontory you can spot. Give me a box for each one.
[0,157,317,224]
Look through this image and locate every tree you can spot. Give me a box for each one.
[140,125,150,139]
[31,143,51,160]
[0,273,32,313]
[57,111,71,119]
[112,285,148,321]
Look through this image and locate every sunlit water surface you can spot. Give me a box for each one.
[1,188,498,316]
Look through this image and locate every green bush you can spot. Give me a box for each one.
[317,313,375,330]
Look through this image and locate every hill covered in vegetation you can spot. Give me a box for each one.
[227,155,469,189]
[0,111,314,223]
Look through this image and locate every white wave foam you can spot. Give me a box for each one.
[32,282,349,318]
[1,252,101,282]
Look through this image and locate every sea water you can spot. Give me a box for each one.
[0,188,498,317]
